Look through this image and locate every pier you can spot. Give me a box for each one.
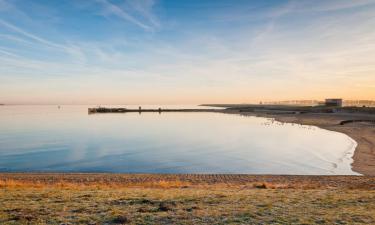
[88,107,224,114]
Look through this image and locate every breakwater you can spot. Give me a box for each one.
[88,107,224,114]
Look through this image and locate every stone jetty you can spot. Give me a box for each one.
[88,107,223,114]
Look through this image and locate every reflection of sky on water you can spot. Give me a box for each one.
[0,105,358,174]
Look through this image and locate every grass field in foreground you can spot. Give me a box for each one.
[1,179,375,225]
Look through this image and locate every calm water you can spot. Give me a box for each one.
[0,105,358,175]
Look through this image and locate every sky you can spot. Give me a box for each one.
[0,0,374,105]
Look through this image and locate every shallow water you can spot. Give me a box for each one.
[0,105,358,175]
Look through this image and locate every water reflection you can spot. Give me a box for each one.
[0,105,358,174]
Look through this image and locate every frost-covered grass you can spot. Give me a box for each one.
[1,179,374,224]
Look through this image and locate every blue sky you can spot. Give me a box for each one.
[0,0,374,104]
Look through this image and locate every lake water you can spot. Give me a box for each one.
[0,105,358,175]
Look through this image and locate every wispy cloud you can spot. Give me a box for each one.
[0,47,18,57]
[0,33,35,46]
[0,0,374,104]
[125,0,160,28]
[0,18,61,48]
[290,0,375,12]
[95,0,156,30]
[0,18,86,62]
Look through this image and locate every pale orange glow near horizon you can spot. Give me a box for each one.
[0,0,374,105]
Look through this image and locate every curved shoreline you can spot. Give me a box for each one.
[236,111,375,176]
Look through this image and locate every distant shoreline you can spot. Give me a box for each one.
[87,104,375,175]
[1,104,374,175]
[1,106,374,224]
[208,104,375,176]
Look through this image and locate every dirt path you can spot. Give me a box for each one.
[1,173,374,189]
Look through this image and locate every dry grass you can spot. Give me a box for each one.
[0,179,191,189]
[0,179,355,191]
[1,185,375,224]
[1,173,375,189]
[1,174,375,224]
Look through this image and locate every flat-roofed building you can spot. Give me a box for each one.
[325,98,343,107]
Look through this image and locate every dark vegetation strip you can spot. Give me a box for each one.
[88,108,224,113]
[339,120,375,125]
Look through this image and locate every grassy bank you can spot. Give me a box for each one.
[1,174,375,224]
[1,184,375,224]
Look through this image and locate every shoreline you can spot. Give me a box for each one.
[234,111,375,175]
[1,107,374,176]
[1,109,375,224]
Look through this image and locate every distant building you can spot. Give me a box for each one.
[325,98,343,107]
